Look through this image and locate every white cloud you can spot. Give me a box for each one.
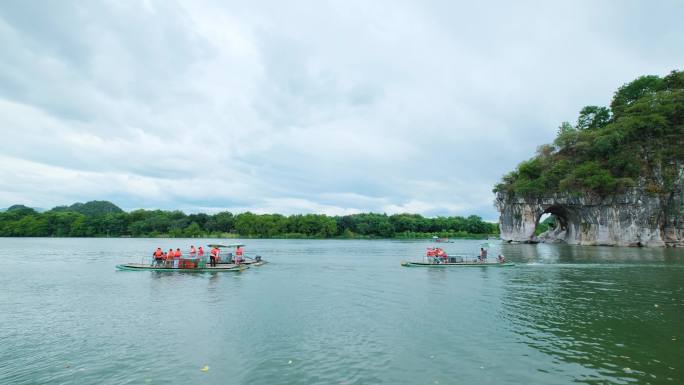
[0,0,683,220]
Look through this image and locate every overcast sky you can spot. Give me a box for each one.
[0,1,682,220]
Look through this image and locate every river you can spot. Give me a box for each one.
[1,238,682,385]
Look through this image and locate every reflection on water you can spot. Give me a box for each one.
[500,242,682,264]
[0,238,682,385]
[500,243,684,384]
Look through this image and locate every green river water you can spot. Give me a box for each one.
[0,238,683,385]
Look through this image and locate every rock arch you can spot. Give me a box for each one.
[494,188,682,247]
[536,205,572,243]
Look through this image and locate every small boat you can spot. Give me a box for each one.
[116,263,247,272]
[402,248,514,267]
[401,260,515,267]
[117,243,266,272]
[432,236,454,243]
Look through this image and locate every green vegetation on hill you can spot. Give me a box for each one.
[0,201,497,238]
[51,201,123,216]
[494,70,684,197]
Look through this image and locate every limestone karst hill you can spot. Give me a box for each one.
[495,70,683,247]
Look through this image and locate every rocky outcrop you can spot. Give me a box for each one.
[495,166,684,247]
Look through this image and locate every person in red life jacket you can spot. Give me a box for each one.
[152,247,164,266]
[172,248,181,268]
[435,248,448,263]
[210,246,220,267]
[197,246,205,267]
[235,246,244,264]
[426,248,437,263]
[189,245,197,257]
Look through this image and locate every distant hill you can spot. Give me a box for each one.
[49,201,124,216]
[1,205,45,213]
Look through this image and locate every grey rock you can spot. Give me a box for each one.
[495,165,684,247]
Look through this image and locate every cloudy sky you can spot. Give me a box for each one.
[0,1,682,220]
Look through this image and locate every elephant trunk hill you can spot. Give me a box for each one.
[495,70,684,247]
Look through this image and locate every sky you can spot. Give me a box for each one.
[0,1,683,220]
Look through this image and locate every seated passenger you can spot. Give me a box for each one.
[152,247,164,266]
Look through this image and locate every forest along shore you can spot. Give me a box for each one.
[0,201,497,239]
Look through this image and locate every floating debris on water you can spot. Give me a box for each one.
[201,365,210,372]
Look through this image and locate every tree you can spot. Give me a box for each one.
[611,75,663,117]
[576,106,611,130]
[554,121,578,148]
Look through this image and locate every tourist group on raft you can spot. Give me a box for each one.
[151,245,244,268]
[425,246,505,264]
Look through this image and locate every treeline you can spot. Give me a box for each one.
[0,201,497,238]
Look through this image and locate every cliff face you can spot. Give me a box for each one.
[495,166,684,247]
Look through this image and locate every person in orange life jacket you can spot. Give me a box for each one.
[166,249,174,267]
[152,247,164,266]
[235,246,244,264]
[209,246,220,267]
[172,248,181,268]
[435,248,447,263]
[197,246,205,266]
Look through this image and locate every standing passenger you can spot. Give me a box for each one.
[173,248,182,268]
[235,246,243,264]
[189,245,197,257]
[210,246,219,267]
[167,249,175,267]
